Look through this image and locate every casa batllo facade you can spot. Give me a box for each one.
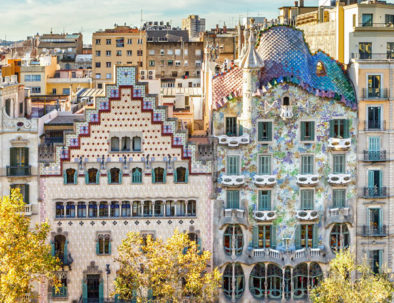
[210,25,357,302]
[39,66,213,303]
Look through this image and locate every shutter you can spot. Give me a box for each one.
[252,225,259,248]
[174,168,177,183]
[96,171,100,184]
[378,208,383,230]
[185,167,189,183]
[267,191,271,210]
[50,240,55,256]
[64,240,68,264]
[267,122,272,141]
[99,279,104,303]
[23,147,29,166]
[163,169,167,183]
[329,120,334,137]
[344,119,350,138]
[119,170,122,184]
[369,137,380,152]
[301,122,306,141]
[378,250,383,271]
[295,225,301,249]
[368,171,374,188]
[10,147,17,166]
[310,121,315,141]
[82,280,88,303]
[377,107,381,129]
[367,208,371,231]
[378,170,383,188]
[197,238,202,253]
[85,171,89,184]
[239,124,243,136]
[25,184,29,204]
[312,224,318,248]
[258,122,263,141]
[108,241,112,254]
[152,169,155,183]
[235,191,239,209]
[270,225,277,249]
[114,294,119,303]
[96,241,100,255]
[107,171,111,184]
[74,170,78,184]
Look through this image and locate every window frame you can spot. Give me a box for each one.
[257,120,273,142]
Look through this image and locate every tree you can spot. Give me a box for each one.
[114,230,221,303]
[310,250,393,303]
[0,189,60,303]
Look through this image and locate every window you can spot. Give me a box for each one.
[121,201,131,217]
[184,60,188,66]
[64,168,77,184]
[171,71,177,77]
[160,49,164,55]
[108,168,121,184]
[96,50,101,56]
[293,263,308,299]
[132,201,142,217]
[143,201,153,217]
[149,60,155,67]
[97,83,102,89]
[106,62,111,68]
[105,50,111,56]
[329,119,349,138]
[99,202,108,217]
[359,42,372,59]
[10,184,29,203]
[31,87,41,94]
[168,60,173,66]
[174,167,188,183]
[86,168,99,184]
[95,73,101,79]
[116,50,122,56]
[226,190,240,209]
[111,137,119,151]
[330,223,350,253]
[62,88,70,95]
[368,208,383,234]
[132,168,142,184]
[106,39,111,45]
[95,62,101,68]
[301,155,313,174]
[300,121,315,141]
[223,225,244,256]
[110,201,120,217]
[148,49,154,55]
[154,201,163,216]
[24,74,41,82]
[367,75,381,98]
[225,117,237,136]
[56,202,64,218]
[166,201,175,216]
[97,235,111,255]
[9,147,29,176]
[137,38,143,44]
[174,49,181,56]
[66,202,75,218]
[127,38,132,44]
[127,50,132,56]
[333,189,346,208]
[387,42,394,59]
[249,263,266,299]
[227,156,240,175]
[167,49,173,55]
[267,264,282,299]
[137,50,143,56]
[368,137,381,160]
[132,136,141,151]
[258,121,272,142]
[300,190,314,210]
[121,137,130,151]
[223,263,244,299]
[295,224,317,249]
[195,49,202,56]
[369,250,383,274]
[5,99,11,116]
[258,191,271,211]
[95,39,101,45]
[186,200,196,216]
[77,202,86,217]
[195,60,201,67]
[333,154,345,174]
[362,13,373,26]
[17,101,22,113]
[116,38,124,47]
[252,225,276,249]
[106,73,111,79]
[152,167,165,183]
[368,170,382,191]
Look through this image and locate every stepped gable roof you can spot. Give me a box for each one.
[256,26,356,109]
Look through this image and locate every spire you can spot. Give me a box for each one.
[240,19,264,70]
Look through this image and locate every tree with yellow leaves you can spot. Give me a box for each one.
[310,250,393,303]
[114,230,221,303]
[0,189,60,303]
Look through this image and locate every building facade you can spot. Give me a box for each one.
[92,26,147,89]
[39,65,213,302]
[210,25,357,302]
[46,69,92,96]
[182,15,206,40]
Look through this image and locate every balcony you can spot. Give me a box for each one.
[327,173,351,186]
[217,133,250,147]
[252,248,281,261]
[249,247,327,265]
[360,225,387,237]
[296,210,319,221]
[220,175,245,187]
[52,286,67,298]
[355,23,394,32]
[363,151,387,162]
[362,187,388,198]
[294,247,324,261]
[328,138,351,150]
[6,165,31,177]
[253,210,277,222]
[364,120,386,131]
[219,204,248,227]
[361,88,389,100]
[326,207,353,226]
[296,174,319,187]
[252,175,277,187]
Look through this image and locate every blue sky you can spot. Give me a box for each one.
[0,0,319,43]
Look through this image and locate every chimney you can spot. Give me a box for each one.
[295,1,299,7]
[300,0,304,6]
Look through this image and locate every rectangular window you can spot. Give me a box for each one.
[300,121,315,141]
[137,50,143,56]
[31,87,41,94]
[195,49,202,56]
[62,88,70,95]
[160,49,164,55]
[385,14,394,25]
[300,189,314,210]
[333,189,346,208]
[167,60,173,66]
[127,38,132,44]
[116,50,122,56]
[329,119,349,138]
[258,121,272,142]
[137,38,143,44]
[106,73,111,79]
[387,42,394,59]
[359,42,372,59]
[149,60,155,67]
[367,106,382,129]
[116,38,124,47]
[24,74,41,82]
[362,14,373,26]
[175,49,181,56]
[258,190,271,211]
[95,62,101,68]
[9,147,29,176]
[301,155,314,174]
[367,75,381,98]
[333,154,345,174]
[175,61,181,66]
[368,137,381,160]
[369,250,383,274]
[368,170,382,190]
[368,208,382,233]
[352,14,356,27]
[95,73,101,79]
[106,62,111,68]
[95,39,101,45]
[127,50,132,56]
[10,184,29,203]
[227,156,240,175]
[106,39,111,45]
[298,224,317,249]
[225,117,237,136]
[184,49,188,56]
[257,225,273,248]
[226,190,240,209]
[259,155,271,175]
[96,51,101,56]
[148,50,155,55]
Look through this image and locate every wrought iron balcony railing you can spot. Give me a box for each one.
[6,165,31,176]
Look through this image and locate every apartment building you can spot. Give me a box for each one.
[46,69,92,96]
[92,25,146,89]
[278,0,318,26]
[37,32,83,55]
[182,15,206,40]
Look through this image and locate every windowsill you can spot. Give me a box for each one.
[257,140,273,144]
[56,215,197,220]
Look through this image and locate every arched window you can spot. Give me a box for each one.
[99,201,108,217]
[110,201,120,217]
[88,201,97,217]
[224,225,243,256]
[249,263,265,299]
[77,202,86,217]
[86,168,99,184]
[132,136,142,152]
[309,263,323,289]
[267,264,282,299]
[330,223,350,252]
[177,200,186,216]
[166,200,175,216]
[65,168,77,184]
[132,201,141,217]
[121,201,131,217]
[54,235,67,263]
[111,137,120,152]
[109,167,121,184]
[283,96,290,106]
[143,201,152,217]
[56,202,64,218]
[293,263,308,299]
[154,201,164,216]
[132,167,142,184]
[121,137,131,151]
[175,167,188,183]
[187,200,196,216]
[223,263,244,299]
[97,235,111,255]
[152,167,165,183]
[316,61,326,76]
[66,202,75,218]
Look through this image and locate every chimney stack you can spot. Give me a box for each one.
[295,1,299,7]
[300,0,304,7]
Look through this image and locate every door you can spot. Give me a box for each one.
[369,137,380,160]
[87,274,100,302]
[368,75,381,98]
[367,106,381,129]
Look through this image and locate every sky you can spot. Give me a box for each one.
[0,0,319,43]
